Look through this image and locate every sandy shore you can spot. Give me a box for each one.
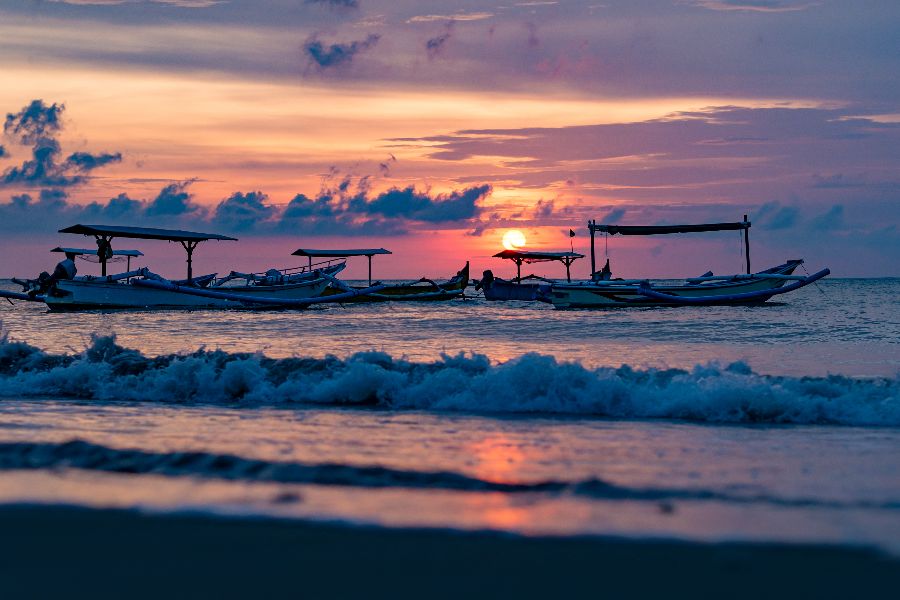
[1,505,897,599]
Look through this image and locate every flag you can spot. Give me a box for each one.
[569,229,576,237]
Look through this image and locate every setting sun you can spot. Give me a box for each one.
[501,229,526,250]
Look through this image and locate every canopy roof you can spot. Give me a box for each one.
[59,224,237,242]
[52,247,143,257]
[292,248,392,257]
[493,250,584,263]
[589,222,750,236]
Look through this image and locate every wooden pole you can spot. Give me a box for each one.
[367,254,372,286]
[182,241,197,280]
[565,258,571,282]
[516,259,522,283]
[589,220,596,276]
[743,214,751,274]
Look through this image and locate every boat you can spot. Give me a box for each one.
[292,248,470,302]
[7,224,348,311]
[476,249,584,301]
[547,216,830,308]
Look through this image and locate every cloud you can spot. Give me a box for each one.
[809,204,844,231]
[359,184,489,222]
[690,1,817,12]
[603,208,625,223]
[3,100,64,145]
[303,33,380,69]
[407,13,493,24]
[378,154,397,176]
[0,146,6,158]
[304,0,359,9]
[212,191,275,231]
[426,22,454,60]
[144,181,203,216]
[755,201,798,229]
[0,178,492,236]
[2,99,122,188]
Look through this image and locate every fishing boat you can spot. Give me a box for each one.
[292,248,470,302]
[476,249,584,301]
[6,224,350,310]
[547,217,830,309]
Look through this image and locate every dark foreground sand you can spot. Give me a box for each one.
[1,505,897,599]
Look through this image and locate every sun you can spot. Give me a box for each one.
[501,229,527,250]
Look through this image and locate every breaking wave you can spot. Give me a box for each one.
[3,440,896,509]
[0,334,897,426]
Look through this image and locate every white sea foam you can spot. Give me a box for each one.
[0,334,897,426]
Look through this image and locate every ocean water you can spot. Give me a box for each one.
[0,278,898,555]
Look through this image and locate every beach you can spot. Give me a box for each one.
[3,505,898,599]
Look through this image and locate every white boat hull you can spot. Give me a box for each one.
[45,277,331,311]
[548,261,804,309]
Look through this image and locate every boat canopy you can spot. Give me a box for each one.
[493,249,584,283]
[59,224,237,242]
[51,247,144,257]
[59,224,236,279]
[291,248,392,257]
[587,215,753,275]
[493,250,584,263]
[292,248,392,285]
[589,222,750,236]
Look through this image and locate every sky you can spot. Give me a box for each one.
[0,0,898,279]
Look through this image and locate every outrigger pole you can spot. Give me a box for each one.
[588,217,753,276]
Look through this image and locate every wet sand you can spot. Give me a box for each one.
[1,505,897,599]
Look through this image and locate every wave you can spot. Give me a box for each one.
[1,334,898,426]
[3,440,896,510]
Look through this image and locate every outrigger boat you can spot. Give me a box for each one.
[5,224,362,311]
[292,248,470,302]
[547,216,830,309]
[476,249,584,301]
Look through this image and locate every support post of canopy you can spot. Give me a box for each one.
[94,235,113,276]
[589,220,596,276]
[516,258,522,284]
[564,258,572,282]
[367,255,372,286]
[743,214,751,274]
[181,240,199,281]
[308,256,312,271]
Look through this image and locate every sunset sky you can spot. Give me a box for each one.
[1,0,898,279]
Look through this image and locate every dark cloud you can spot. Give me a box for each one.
[359,184,489,222]
[809,204,845,231]
[144,181,203,216]
[212,191,275,231]
[0,146,7,159]
[1,100,122,189]
[378,154,397,176]
[304,0,359,9]
[0,178,492,236]
[426,22,454,60]
[4,100,64,145]
[755,202,798,230]
[603,208,626,223]
[303,33,380,69]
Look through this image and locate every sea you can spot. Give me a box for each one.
[0,278,898,558]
